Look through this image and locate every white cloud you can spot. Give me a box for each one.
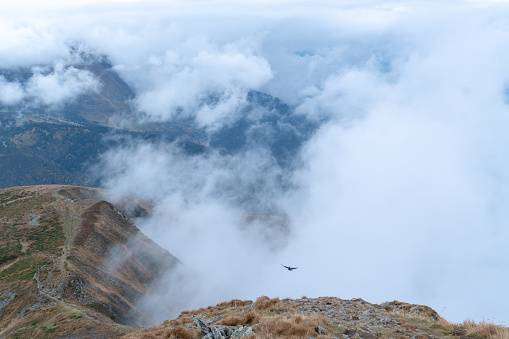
[0,23,69,68]
[132,39,272,129]
[26,61,101,106]
[277,11,509,322]
[0,77,25,105]
[0,61,101,107]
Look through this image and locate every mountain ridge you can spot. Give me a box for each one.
[0,184,180,338]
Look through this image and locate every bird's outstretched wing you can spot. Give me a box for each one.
[281,264,298,270]
[281,264,290,269]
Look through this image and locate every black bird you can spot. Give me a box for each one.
[281,264,298,271]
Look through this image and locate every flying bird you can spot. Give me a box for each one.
[281,264,298,271]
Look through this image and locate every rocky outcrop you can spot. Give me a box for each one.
[193,315,254,339]
[123,296,509,339]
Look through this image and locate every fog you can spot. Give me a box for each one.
[2,0,509,325]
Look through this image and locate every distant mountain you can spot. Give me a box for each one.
[210,90,318,168]
[0,119,205,188]
[0,57,134,126]
[0,57,207,188]
[0,54,318,189]
[62,59,136,126]
[0,185,181,338]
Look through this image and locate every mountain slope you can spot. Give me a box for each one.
[0,185,181,338]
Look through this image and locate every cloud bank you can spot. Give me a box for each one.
[3,0,509,325]
[0,61,101,107]
[135,46,272,129]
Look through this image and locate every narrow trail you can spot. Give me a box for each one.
[33,263,60,303]
[53,195,98,271]
[0,258,21,274]
[31,193,99,304]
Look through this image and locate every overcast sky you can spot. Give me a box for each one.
[2,0,509,325]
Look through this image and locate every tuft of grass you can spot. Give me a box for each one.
[121,323,200,339]
[165,327,200,339]
[463,319,509,339]
[256,313,326,338]
[433,317,459,335]
[254,296,282,311]
[217,310,259,326]
[430,318,509,338]
[216,298,253,309]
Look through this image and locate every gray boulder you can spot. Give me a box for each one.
[193,316,254,339]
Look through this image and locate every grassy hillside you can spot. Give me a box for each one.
[0,185,180,338]
[0,187,64,283]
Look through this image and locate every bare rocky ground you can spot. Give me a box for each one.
[122,296,509,339]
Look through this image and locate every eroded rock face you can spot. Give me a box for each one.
[0,185,182,338]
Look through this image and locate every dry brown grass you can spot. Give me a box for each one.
[164,327,200,339]
[436,318,458,332]
[382,300,440,322]
[216,298,253,309]
[463,320,509,339]
[427,318,509,339]
[163,314,196,327]
[254,296,282,311]
[122,326,199,339]
[122,314,199,339]
[217,310,259,326]
[255,313,327,339]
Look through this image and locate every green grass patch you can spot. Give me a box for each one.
[0,257,48,282]
[44,324,60,333]
[0,254,18,265]
[88,302,116,320]
[0,189,65,283]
